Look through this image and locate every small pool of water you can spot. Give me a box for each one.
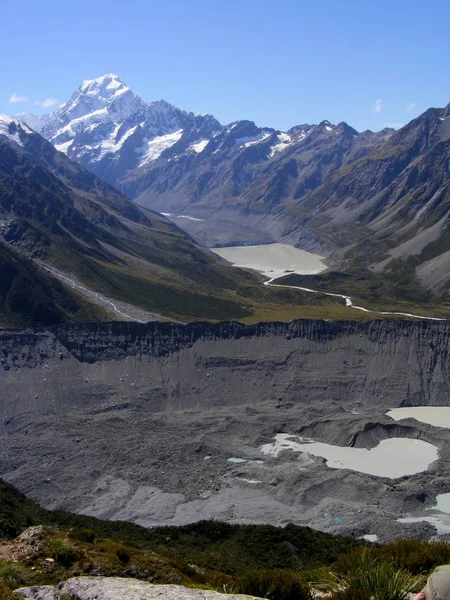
[260,433,439,479]
[398,516,450,535]
[398,492,450,535]
[210,243,327,279]
[387,406,450,429]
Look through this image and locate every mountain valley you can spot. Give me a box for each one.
[2,74,450,553]
[17,74,450,306]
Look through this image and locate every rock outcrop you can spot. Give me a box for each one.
[15,577,260,600]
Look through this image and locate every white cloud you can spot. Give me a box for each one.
[36,97,59,108]
[372,99,383,113]
[9,92,28,104]
[406,102,416,114]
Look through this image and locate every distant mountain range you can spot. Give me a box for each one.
[17,74,394,249]
[14,74,450,297]
[0,114,265,326]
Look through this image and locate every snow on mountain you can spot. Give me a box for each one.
[269,132,292,156]
[140,129,184,165]
[15,112,50,132]
[189,139,210,153]
[0,114,35,147]
[16,73,221,183]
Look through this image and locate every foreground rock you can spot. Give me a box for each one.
[14,577,260,600]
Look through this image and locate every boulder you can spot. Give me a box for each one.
[14,577,261,600]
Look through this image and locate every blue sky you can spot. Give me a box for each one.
[1,0,449,132]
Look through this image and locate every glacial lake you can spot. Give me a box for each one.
[387,406,450,429]
[210,243,328,279]
[260,433,439,479]
[398,492,450,535]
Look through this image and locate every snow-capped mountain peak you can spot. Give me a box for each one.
[0,114,35,147]
[79,73,124,93]
[16,74,221,183]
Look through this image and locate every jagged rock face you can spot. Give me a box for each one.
[14,578,260,600]
[2,320,450,541]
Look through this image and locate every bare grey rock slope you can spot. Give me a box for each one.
[15,577,260,600]
[1,320,450,541]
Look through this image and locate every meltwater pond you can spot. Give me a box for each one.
[210,243,327,279]
[398,492,450,535]
[260,433,439,479]
[387,407,450,429]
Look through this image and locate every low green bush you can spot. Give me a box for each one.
[377,539,450,575]
[237,568,312,600]
[0,563,29,588]
[315,549,424,600]
[45,537,80,567]
[0,583,15,600]
[68,529,95,543]
[116,548,130,564]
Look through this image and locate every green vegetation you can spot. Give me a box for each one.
[45,536,80,567]
[236,569,312,600]
[0,584,15,600]
[1,477,450,598]
[0,563,29,588]
[0,243,108,327]
[315,548,424,600]
[276,269,450,319]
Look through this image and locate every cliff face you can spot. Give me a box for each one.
[1,319,450,539]
[1,319,450,427]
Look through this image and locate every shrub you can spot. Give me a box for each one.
[0,583,15,600]
[315,549,424,600]
[0,563,28,589]
[377,539,450,575]
[68,529,95,543]
[46,537,80,567]
[237,568,312,600]
[116,548,130,564]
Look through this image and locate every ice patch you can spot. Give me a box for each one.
[55,140,73,154]
[162,213,205,222]
[95,123,140,160]
[270,132,292,156]
[240,133,271,147]
[227,458,247,464]
[359,534,379,543]
[190,139,209,153]
[177,215,205,222]
[139,129,183,165]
